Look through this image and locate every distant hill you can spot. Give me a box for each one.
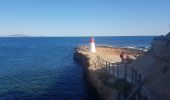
[7,34,31,37]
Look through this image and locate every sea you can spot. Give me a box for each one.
[0,36,154,100]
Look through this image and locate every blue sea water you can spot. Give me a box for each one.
[0,36,154,100]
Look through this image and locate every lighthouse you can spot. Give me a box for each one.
[89,37,96,52]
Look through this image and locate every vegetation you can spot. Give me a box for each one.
[98,72,133,96]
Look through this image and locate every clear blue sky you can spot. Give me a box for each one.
[0,0,170,36]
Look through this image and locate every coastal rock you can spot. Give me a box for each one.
[151,32,170,61]
[130,32,170,100]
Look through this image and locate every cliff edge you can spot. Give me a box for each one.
[130,32,170,100]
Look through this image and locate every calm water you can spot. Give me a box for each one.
[0,36,154,100]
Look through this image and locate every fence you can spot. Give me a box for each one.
[92,56,147,100]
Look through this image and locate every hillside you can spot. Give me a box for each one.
[7,34,31,37]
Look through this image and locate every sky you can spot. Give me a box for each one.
[0,0,170,36]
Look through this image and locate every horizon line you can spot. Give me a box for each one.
[0,35,159,38]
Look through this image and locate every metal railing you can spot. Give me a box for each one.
[92,56,147,100]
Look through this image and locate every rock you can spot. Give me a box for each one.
[130,32,170,100]
[151,32,170,62]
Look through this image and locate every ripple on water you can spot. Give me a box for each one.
[0,38,92,100]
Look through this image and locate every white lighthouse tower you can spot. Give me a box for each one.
[89,37,96,52]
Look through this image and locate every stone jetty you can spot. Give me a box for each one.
[74,46,144,100]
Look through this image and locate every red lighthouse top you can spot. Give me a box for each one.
[90,37,95,43]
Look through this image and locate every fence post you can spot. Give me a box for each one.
[124,64,127,81]
[134,70,138,88]
[112,63,115,77]
[138,74,142,84]
[117,63,119,79]
[136,74,142,100]
[107,62,110,73]
[109,62,111,73]
[106,61,108,71]
[100,59,103,67]
[131,67,134,85]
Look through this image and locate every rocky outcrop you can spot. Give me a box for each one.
[151,32,170,61]
[130,32,170,100]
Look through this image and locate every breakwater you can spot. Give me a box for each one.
[74,46,147,100]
